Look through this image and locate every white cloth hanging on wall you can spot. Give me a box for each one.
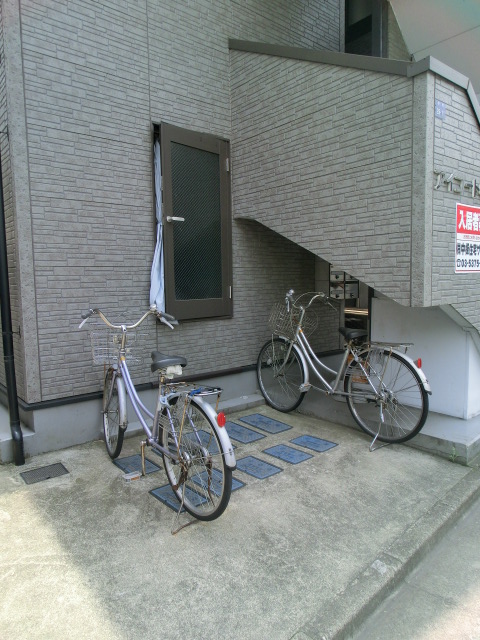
[149,140,165,311]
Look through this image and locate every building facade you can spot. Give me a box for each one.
[1,0,480,463]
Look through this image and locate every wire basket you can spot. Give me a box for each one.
[90,329,144,366]
[268,302,318,340]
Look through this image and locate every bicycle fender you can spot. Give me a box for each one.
[191,396,237,470]
[275,337,310,387]
[391,349,432,395]
[115,376,128,430]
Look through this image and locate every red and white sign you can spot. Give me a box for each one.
[455,203,480,273]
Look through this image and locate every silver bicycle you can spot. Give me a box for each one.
[79,306,236,523]
[257,291,432,448]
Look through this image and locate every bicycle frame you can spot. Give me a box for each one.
[112,355,234,469]
[295,329,352,396]
[279,319,431,400]
[276,294,345,395]
[107,355,170,457]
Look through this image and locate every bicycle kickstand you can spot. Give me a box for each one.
[369,430,390,452]
[140,440,147,476]
[368,407,390,452]
[171,484,196,535]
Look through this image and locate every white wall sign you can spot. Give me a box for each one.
[455,203,480,273]
[434,100,446,120]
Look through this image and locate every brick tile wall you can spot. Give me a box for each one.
[2,0,342,401]
[231,50,414,303]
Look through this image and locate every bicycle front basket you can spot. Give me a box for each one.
[90,328,144,366]
[268,302,295,339]
[268,301,318,339]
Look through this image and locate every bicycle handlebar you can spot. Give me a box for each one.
[285,290,336,311]
[78,305,178,331]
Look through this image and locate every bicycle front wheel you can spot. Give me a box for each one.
[257,337,306,412]
[103,368,127,458]
[345,349,429,443]
[161,398,232,521]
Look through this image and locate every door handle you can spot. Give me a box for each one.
[166,216,185,223]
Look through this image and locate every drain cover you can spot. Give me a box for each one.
[20,463,69,485]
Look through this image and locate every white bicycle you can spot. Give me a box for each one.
[257,291,432,449]
[80,306,236,522]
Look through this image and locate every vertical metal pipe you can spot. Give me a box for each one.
[0,153,25,465]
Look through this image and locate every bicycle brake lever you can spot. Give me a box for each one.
[316,292,336,310]
[160,316,175,330]
[79,309,95,329]
[285,289,294,312]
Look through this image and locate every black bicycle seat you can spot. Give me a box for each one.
[338,327,368,342]
[150,350,187,373]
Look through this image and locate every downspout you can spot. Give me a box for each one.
[0,152,24,466]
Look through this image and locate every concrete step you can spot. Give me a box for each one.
[0,393,266,464]
[300,390,480,465]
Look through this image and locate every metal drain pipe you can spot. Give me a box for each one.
[0,154,24,466]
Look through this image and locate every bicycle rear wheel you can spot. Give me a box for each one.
[345,349,428,443]
[161,397,232,521]
[257,337,306,412]
[103,368,127,458]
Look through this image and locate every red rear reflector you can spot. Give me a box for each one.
[416,358,422,368]
[217,411,226,427]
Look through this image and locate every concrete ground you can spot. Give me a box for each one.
[1,405,480,640]
[351,496,480,640]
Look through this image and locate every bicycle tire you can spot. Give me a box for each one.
[345,349,429,443]
[161,397,232,521]
[257,337,306,412]
[103,368,127,458]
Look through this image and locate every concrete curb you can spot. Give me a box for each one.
[295,465,480,640]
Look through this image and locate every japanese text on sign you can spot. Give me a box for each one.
[434,169,480,200]
[455,203,480,273]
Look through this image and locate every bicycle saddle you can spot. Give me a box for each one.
[338,327,368,342]
[150,351,187,373]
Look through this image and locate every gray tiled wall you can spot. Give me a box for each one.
[0,0,30,399]
[386,4,410,60]
[1,0,342,403]
[231,50,414,302]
